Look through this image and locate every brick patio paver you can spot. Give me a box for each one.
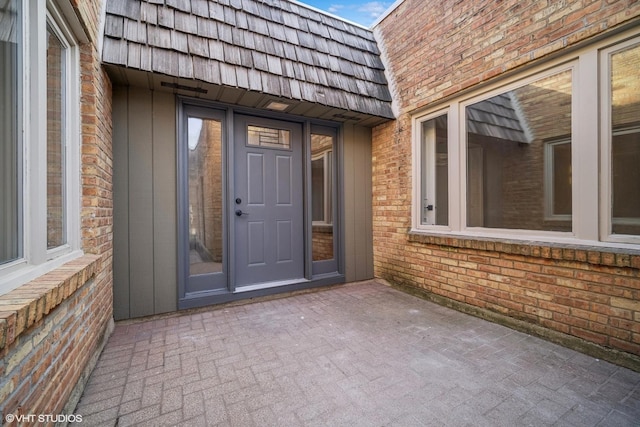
[75,281,640,426]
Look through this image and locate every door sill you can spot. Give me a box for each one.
[235,278,309,293]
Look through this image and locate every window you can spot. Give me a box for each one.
[419,114,448,226]
[311,128,337,269]
[311,149,332,225]
[610,127,640,234]
[602,40,640,241]
[465,69,572,231]
[1,0,21,267]
[0,1,81,293]
[188,116,224,276]
[247,125,291,149]
[47,24,67,249]
[544,139,572,222]
[413,30,639,246]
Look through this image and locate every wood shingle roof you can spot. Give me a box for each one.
[103,0,394,120]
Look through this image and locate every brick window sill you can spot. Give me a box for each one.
[0,254,101,352]
[407,232,640,269]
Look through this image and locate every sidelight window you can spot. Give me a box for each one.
[187,116,224,276]
[311,128,337,268]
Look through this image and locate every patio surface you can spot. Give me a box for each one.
[75,281,640,426]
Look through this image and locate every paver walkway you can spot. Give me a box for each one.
[75,281,640,426]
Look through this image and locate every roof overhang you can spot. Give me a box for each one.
[102,0,395,127]
[106,65,392,127]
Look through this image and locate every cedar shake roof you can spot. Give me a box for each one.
[102,0,394,122]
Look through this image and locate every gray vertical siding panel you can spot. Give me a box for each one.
[152,92,178,314]
[352,124,373,280]
[357,125,374,279]
[128,87,155,317]
[343,124,356,282]
[343,123,374,282]
[112,86,131,320]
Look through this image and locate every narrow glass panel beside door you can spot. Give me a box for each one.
[310,126,339,277]
[188,117,224,276]
[311,133,334,261]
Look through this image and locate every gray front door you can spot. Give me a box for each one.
[234,115,304,287]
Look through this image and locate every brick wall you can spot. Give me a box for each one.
[0,257,109,421]
[372,0,640,364]
[376,0,640,113]
[0,0,114,421]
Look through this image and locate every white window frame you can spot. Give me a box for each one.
[544,138,572,222]
[0,0,82,294]
[411,27,640,249]
[600,37,640,245]
[412,109,451,230]
[311,149,333,226]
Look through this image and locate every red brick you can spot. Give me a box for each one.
[570,327,608,346]
[610,337,640,354]
[555,312,589,329]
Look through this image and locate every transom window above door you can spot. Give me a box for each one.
[247,125,291,149]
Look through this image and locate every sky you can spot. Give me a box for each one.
[299,1,395,27]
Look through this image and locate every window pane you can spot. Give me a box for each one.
[311,157,325,221]
[610,44,640,236]
[466,70,572,231]
[47,26,66,249]
[421,115,448,225]
[188,117,224,275]
[544,140,572,220]
[247,126,290,149]
[311,133,333,261]
[0,0,21,264]
[551,142,572,216]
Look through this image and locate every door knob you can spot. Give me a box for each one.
[235,209,248,216]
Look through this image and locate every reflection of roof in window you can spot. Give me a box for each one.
[467,93,531,144]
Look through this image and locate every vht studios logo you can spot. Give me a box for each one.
[4,413,83,423]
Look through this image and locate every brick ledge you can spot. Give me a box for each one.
[407,232,640,269]
[0,254,101,352]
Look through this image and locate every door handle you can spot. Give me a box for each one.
[235,209,248,217]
